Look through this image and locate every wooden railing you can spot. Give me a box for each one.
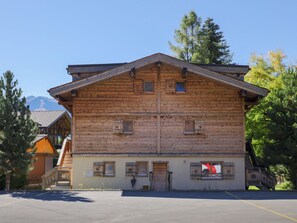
[246,167,276,190]
[41,167,71,190]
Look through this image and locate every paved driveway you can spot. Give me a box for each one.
[0,191,297,223]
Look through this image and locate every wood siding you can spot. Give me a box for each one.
[72,63,245,154]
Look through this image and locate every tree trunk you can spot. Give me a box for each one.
[5,172,11,192]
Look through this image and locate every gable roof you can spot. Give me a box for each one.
[48,53,268,97]
[31,110,69,128]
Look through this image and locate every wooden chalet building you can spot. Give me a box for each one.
[48,53,270,191]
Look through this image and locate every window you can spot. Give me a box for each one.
[113,120,134,134]
[201,162,222,179]
[133,80,154,93]
[93,162,115,177]
[176,82,185,93]
[190,162,234,180]
[123,120,133,134]
[136,162,148,176]
[144,81,154,93]
[126,161,148,177]
[184,120,205,135]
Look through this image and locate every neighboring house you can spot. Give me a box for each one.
[28,110,71,185]
[48,53,270,191]
[27,135,57,184]
[31,110,71,150]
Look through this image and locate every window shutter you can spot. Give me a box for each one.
[222,162,234,180]
[190,162,202,180]
[166,80,176,93]
[185,120,195,134]
[93,162,104,176]
[194,121,204,134]
[113,120,123,134]
[133,79,144,93]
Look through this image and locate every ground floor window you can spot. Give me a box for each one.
[201,162,222,179]
[126,161,148,177]
[93,161,115,177]
[190,162,234,180]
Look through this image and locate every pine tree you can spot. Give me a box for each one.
[169,12,232,64]
[197,18,232,64]
[0,71,37,191]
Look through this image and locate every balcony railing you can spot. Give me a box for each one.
[246,167,276,190]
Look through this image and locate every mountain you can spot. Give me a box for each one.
[26,96,64,111]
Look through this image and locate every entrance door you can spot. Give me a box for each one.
[152,162,168,191]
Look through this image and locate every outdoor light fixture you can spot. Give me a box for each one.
[71,89,77,97]
[130,67,136,78]
[182,67,188,78]
[240,90,248,98]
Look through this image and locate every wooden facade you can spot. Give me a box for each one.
[72,64,245,155]
[27,136,57,185]
[48,53,268,190]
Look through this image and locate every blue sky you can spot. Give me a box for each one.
[1,0,296,97]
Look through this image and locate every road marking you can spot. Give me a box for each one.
[225,191,297,223]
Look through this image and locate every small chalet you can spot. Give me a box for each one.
[28,110,71,185]
[46,53,275,191]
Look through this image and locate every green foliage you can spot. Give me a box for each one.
[245,50,286,158]
[169,11,232,64]
[246,52,297,189]
[169,11,201,62]
[0,71,38,190]
[275,181,294,190]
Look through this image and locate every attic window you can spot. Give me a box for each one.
[123,120,133,134]
[176,82,185,92]
[144,81,154,93]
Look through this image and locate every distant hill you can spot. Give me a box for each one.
[26,96,64,111]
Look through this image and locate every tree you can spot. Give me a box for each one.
[169,11,202,62]
[263,67,297,188]
[246,51,297,188]
[245,50,286,158]
[169,11,232,64]
[0,71,37,191]
[196,18,232,64]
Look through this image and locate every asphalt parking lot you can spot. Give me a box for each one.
[1,190,297,223]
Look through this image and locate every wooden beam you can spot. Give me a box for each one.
[157,63,161,154]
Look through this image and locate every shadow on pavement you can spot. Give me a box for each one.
[122,190,297,200]
[4,191,94,202]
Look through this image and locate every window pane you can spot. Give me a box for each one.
[176,82,185,92]
[144,81,154,92]
[105,162,115,176]
[123,120,133,133]
[137,162,148,176]
[202,162,222,179]
[126,162,136,176]
[185,120,195,133]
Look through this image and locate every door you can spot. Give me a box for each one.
[152,162,168,191]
